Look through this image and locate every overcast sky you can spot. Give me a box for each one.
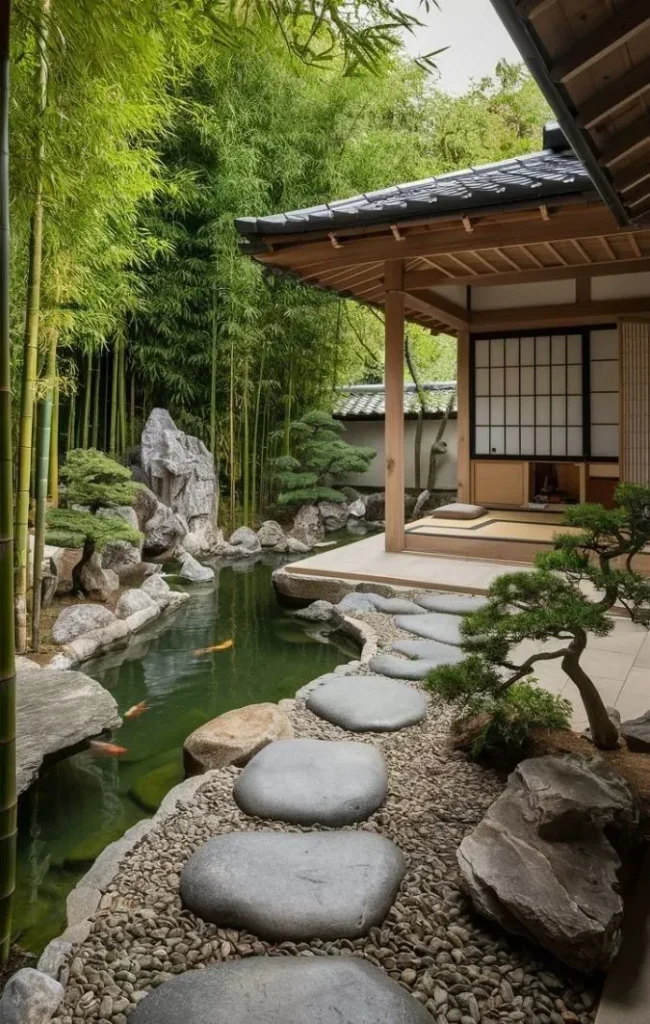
[399,0,522,94]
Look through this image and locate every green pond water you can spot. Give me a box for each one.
[15,546,357,954]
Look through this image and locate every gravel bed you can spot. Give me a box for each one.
[51,612,600,1024]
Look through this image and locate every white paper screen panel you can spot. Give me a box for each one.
[589,329,619,458]
[473,334,582,457]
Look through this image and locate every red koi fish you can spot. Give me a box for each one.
[124,701,149,719]
[192,639,234,655]
[89,740,128,757]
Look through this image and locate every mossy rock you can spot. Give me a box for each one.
[129,759,184,813]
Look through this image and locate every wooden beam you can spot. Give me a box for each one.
[576,276,591,303]
[550,2,650,83]
[578,57,650,129]
[571,238,592,263]
[446,253,480,276]
[599,236,616,260]
[384,261,405,553]
[544,242,567,265]
[600,116,650,167]
[625,180,650,209]
[403,255,650,291]
[403,290,469,331]
[493,247,521,270]
[471,251,498,273]
[456,330,471,504]
[515,0,557,16]
[520,245,543,268]
[615,158,650,193]
[257,204,616,272]
[471,297,650,332]
[628,234,643,258]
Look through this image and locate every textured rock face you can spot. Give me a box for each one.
[318,500,349,531]
[621,709,650,752]
[100,539,141,577]
[115,589,158,620]
[257,520,286,549]
[234,738,388,826]
[306,675,428,732]
[294,600,336,622]
[0,967,64,1024]
[129,958,432,1024]
[364,492,385,522]
[272,567,354,605]
[17,666,121,793]
[227,526,262,555]
[347,497,366,518]
[335,592,377,615]
[180,831,406,941]
[141,409,218,546]
[78,552,119,601]
[141,573,172,607]
[52,604,116,644]
[178,551,214,582]
[458,755,636,971]
[184,703,293,775]
[142,500,186,557]
[290,504,324,548]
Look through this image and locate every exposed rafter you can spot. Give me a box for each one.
[600,116,650,167]
[403,290,469,331]
[550,2,650,83]
[578,58,650,130]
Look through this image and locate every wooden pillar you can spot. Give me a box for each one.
[620,320,650,484]
[456,329,471,503]
[384,260,405,552]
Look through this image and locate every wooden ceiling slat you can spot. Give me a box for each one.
[519,245,544,268]
[577,55,650,128]
[550,1,650,83]
[625,180,650,209]
[445,253,480,276]
[402,254,650,292]
[600,114,650,166]
[599,235,616,260]
[469,251,498,273]
[628,232,643,257]
[613,156,650,193]
[492,247,521,270]
[543,241,567,265]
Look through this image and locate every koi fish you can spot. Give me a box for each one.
[124,701,149,719]
[192,639,234,655]
[89,740,128,757]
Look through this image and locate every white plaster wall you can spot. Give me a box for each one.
[471,279,576,310]
[591,272,650,300]
[340,418,458,491]
[428,283,468,307]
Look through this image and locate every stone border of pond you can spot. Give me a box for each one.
[24,608,601,1024]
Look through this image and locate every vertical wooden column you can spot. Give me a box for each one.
[620,320,650,484]
[456,329,471,503]
[384,260,405,552]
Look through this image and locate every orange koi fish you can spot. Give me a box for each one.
[89,740,128,757]
[192,639,234,655]
[124,701,149,719]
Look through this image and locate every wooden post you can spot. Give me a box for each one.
[456,329,471,503]
[384,260,405,552]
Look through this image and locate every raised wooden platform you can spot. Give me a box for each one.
[404,508,572,564]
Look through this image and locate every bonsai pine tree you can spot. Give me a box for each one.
[46,449,141,595]
[273,410,375,505]
[428,484,650,752]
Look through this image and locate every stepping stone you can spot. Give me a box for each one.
[130,958,432,1024]
[334,593,377,615]
[367,595,425,615]
[294,670,344,700]
[394,612,464,646]
[306,675,427,731]
[414,592,488,615]
[369,653,441,680]
[392,638,464,665]
[233,738,387,826]
[180,830,406,940]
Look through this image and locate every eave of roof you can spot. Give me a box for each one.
[334,382,457,420]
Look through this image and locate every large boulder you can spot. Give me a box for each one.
[621,709,650,753]
[257,520,286,549]
[227,526,262,556]
[98,505,142,576]
[364,492,385,522]
[140,408,218,555]
[115,588,158,620]
[184,703,293,776]
[178,551,214,583]
[458,755,637,972]
[294,600,336,623]
[290,504,323,548]
[318,500,349,532]
[52,604,116,645]
[141,573,172,608]
[142,500,186,557]
[0,967,63,1024]
[77,552,119,602]
[17,666,121,793]
[347,497,366,519]
[131,484,159,531]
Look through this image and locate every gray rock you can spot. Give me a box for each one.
[368,595,425,615]
[233,738,387,825]
[100,538,141,576]
[52,604,116,644]
[369,653,442,680]
[364,492,385,521]
[307,675,427,732]
[141,574,172,608]
[348,497,366,518]
[621,708,650,753]
[286,536,310,554]
[228,526,262,555]
[411,489,431,520]
[178,551,214,583]
[347,519,368,535]
[131,484,159,530]
[129,958,432,1024]
[115,588,158,620]
[17,666,121,794]
[335,592,377,615]
[414,592,489,615]
[318,500,349,531]
[458,755,634,972]
[290,504,324,548]
[143,500,186,557]
[97,504,140,532]
[294,600,336,622]
[180,830,406,940]
[78,552,119,601]
[183,703,293,775]
[0,968,63,1024]
[257,520,286,548]
[391,637,464,664]
[66,884,101,927]
[395,612,464,646]
[272,566,354,605]
[182,519,224,558]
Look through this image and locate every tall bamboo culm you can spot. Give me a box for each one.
[91,349,100,449]
[109,338,118,457]
[14,0,49,652]
[81,349,92,448]
[48,375,59,505]
[0,0,17,967]
[31,333,56,650]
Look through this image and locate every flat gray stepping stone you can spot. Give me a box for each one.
[369,653,441,680]
[395,612,464,646]
[334,592,377,615]
[180,830,406,940]
[233,738,387,825]
[130,958,432,1024]
[392,638,464,665]
[367,595,425,615]
[307,675,426,731]
[414,592,488,615]
[295,670,344,700]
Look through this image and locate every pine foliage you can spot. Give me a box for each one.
[273,411,375,505]
[59,448,137,510]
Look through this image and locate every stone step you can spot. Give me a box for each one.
[130,958,432,1024]
[233,738,387,826]
[394,612,464,646]
[306,674,427,731]
[391,638,464,664]
[180,830,406,941]
[369,653,446,680]
[414,592,489,615]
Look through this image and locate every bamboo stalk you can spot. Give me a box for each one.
[81,349,92,448]
[129,369,135,449]
[31,330,56,650]
[210,275,217,466]
[118,338,127,456]
[109,337,118,457]
[0,0,16,967]
[242,356,250,526]
[229,336,235,531]
[91,348,100,449]
[48,373,58,505]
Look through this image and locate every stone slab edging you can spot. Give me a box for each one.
[37,770,223,980]
[336,615,377,664]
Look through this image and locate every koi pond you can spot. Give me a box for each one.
[15,547,356,954]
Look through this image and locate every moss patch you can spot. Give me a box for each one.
[129,759,184,812]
